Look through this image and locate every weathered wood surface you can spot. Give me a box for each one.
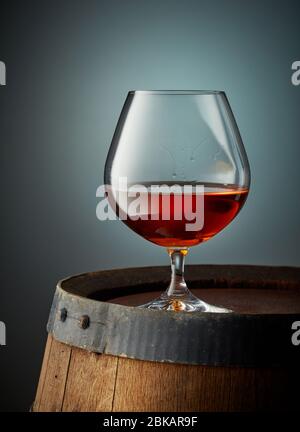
[33,335,299,412]
[33,337,72,412]
[47,265,300,367]
[33,265,300,412]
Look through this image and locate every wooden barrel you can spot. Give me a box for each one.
[33,265,300,412]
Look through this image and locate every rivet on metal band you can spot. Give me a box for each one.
[79,315,90,330]
[58,308,67,322]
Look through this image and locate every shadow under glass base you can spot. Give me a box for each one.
[138,291,232,313]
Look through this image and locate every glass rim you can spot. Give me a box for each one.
[128,90,225,95]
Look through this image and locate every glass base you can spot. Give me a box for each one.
[138,291,232,313]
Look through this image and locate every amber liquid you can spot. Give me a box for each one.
[114,182,248,248]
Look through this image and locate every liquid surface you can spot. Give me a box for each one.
[110,182,248,248]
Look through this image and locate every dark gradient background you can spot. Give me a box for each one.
[0,0,299,411]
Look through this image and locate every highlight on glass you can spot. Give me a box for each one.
[104,90,250,312]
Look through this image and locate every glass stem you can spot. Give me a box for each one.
[166,248,189,297]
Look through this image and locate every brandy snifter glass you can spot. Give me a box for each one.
[104,90,250,312]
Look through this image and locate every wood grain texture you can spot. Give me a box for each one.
[35,336,72,412]
[33,335,52,412]
[33,265,300,412]
[112,357,257,412]
[111,358,298,412]
[62,346,118,412]
[33,338,299,412]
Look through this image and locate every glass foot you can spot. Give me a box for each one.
[138,291,232,313]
